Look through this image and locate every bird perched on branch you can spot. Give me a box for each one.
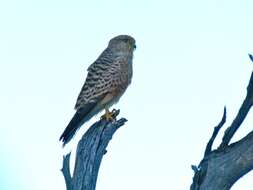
[60,35,136,146]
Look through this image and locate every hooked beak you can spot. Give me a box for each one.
[127,41,136,51]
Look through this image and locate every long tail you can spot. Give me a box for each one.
[59,105,96,146]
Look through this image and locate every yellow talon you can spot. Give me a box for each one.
[101,108,116,121]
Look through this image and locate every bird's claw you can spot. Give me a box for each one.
[101,109,117,122]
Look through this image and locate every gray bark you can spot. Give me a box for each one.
[191,55,253,190]
[61,110,127,190]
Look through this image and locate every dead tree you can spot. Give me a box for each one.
[191,54,253,190]
[61,110,127,190]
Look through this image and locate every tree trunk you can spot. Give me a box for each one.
[61,110,127,190]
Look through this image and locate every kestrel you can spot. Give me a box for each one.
[59,35,136,146]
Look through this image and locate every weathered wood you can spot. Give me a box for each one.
[204,107,226,157]
[191,59,253,190]
[191,131,253,190]
[61,110,127,190]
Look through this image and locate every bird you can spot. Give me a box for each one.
[59,35,136,146]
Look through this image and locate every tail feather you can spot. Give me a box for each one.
[60,104,96,146]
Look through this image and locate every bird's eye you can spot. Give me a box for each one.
[134,44,137,49]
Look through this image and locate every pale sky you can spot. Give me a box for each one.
[1,0,253,189]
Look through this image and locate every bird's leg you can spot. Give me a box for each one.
[101,108,116,121]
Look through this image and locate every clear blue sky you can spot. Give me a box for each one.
[1,0,253,189]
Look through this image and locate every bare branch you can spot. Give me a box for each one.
[220,71,253,148]
[191,67,253,190]
[204,107,226,156]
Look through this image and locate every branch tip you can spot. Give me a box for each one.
[204,107,226,156]
[249,54,253,62]
[61,152,73,190]
[191,165,199,173]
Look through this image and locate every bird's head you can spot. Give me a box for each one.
[108,35,136,53]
